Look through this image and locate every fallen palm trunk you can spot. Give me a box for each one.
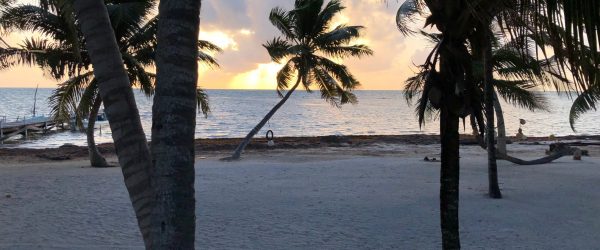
[497,144,577,165]
[497,151,570,165]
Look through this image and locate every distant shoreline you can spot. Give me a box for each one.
[1,134,599,163]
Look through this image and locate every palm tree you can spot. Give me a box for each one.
[397,0,598,247]
[493,0,600,130]
[0,1,217,167]
[225,0,373,160]
[149,0,202,247]
[74,0,206,247]
[406,30,564,199]
[72,0,154,246]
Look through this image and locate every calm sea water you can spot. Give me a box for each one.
[0,88,598,148]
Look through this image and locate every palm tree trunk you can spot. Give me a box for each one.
[439,40,461,250]
[440,101,461,250]
[498,149,571,165]
[493,91,507,155]
[87,96,110,168]
[226,76,302,160]
[150,0,201,248]
[484,29,502,199]
[73,0,154,247]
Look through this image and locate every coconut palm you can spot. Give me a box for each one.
[405,30,566,201]
[397,0,598,247]
[73,0,205,246]
[0,0,218,167]
[493,1,600,129]
[225,0,373,160]
[150,0,203,246]
[71,0,155,246]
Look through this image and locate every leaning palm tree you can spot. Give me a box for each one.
[225,0,372,160]
[72,0,155,245]
[0,0,218,167]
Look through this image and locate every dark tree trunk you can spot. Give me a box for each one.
[438,39,462,250]
[225,76,302,160]
[498,149,571,165]
[440,105,461,250]
[150,0,201,248]
[483,28,502,199]
[87,96,110,168]
[73,0,154,247]
[493,91,507,154]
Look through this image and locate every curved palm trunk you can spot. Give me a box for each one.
[493,91,507,155]
[150,0,201,248]
[73,0,154,247]
[498,150,571,165]
[484,29,502,199]
[87,96,110,168]
[226,77,302,160]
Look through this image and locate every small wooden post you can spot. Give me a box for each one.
[25,128,28,140]
[99,124,102,135]
[0,121,4,145]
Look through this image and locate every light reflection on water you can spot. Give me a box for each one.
[0,88,598,148]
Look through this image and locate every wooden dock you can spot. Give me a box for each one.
[0,116,58,143]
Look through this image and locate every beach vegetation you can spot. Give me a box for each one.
[396,0,599,248]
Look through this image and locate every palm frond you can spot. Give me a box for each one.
[197,40,221,68]
[75,79,99,120]
[319,44,373,59]
[396,0,421,36]
[291,0,323,38]
[48,71,94,123]
[263,37,292,63]
[569,86,600,131]
[312,0,344,36]
[105,0,155,43]
[276,58,298,97]
[0,5,67,41]
[314,55,360,90]
[196,88,210,117]
[315,25,363,46]
[493,79,549,112]
[122,52,154,96]
[269,6,295,39]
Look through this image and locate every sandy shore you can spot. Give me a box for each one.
[1,134,599,163]
[0,142,599,249]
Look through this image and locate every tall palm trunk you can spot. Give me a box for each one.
[87,96,110,168]
[73,0,154,247]
[439,40,462,250]
[226,76,302,160]
[484,28,502,199]
[493,91,507,154]
[150,0,201,248]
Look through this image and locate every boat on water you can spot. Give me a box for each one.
[69,111,108,131]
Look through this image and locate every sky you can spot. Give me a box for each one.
[0,0,431,90]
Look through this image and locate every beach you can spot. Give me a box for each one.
[1,139,599,249]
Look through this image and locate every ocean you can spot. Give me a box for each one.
[0,88,598,148]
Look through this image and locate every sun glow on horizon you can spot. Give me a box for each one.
[229,62,286,90]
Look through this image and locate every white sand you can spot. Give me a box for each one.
[0,144,599,249]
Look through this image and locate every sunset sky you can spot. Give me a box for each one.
[0,0,431,90]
